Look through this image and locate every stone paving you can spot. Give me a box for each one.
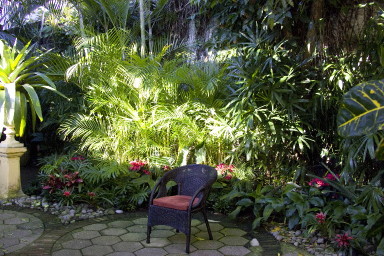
[51,217,254,256]
[0,210,43,255]
[0,206,313,256]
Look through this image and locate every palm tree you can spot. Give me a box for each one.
[57,29,228,164]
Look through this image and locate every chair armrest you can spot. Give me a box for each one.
[188,185,209,211]
[149,179,164,205]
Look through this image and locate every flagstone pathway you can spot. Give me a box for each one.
[0,206,312,256]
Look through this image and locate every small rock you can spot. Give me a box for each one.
[115,209,123,214]
[294,242,299,246]
[250,238,260,247]
[317,237,324,244]
[271,231,279,237]
[294,230,302,236]
[275,235,283,241]
[106,209,115,215]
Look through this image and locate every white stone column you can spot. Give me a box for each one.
[0,147,27,199]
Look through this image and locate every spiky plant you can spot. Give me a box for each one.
[0,39,65,137]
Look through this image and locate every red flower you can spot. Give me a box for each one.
[142,170,151,175]
[88,192,96,197]
[71,155,85,161]
[63,191,71,197]
[162,165,171,171]
[335,233,353,248]
[129,160,147,171]
[308,178,329,187]
[216,163,236,176]
[325,173,339,181]
[315,212,326,224]
[224,174,232,180]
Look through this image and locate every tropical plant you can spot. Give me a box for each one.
[38,153,162,209]
[337,79,384,178]
[55,29,229,166]
[0,39,65,140]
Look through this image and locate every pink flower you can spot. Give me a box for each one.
[162,165,171,171]
[63,191,71,197]
[215,163,236,175]
[325,173,339,181]
[315,212,326,224]
[71,155,85,161]
[42,185,52,190]
[88,192,96,197]
[142,169,151,175]
[224,174,232,180]
[129,160,147,171]
[335,233,353,248]
[308,178,329,187]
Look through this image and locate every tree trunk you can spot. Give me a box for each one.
[188,10,196,60]
[139,0,146,56]
[147,0,153,56]
[305,0,325,56]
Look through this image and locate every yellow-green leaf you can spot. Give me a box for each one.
[337,80,384,137]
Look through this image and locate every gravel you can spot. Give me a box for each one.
[0,195,120,224]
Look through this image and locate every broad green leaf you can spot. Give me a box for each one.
[377,237,384,256]
[14,91,21,136]
[263,204,274,220]
[21,84,43,121]
[376,138,384,160]
[229,205,242,219]
[19,93,27,136]
[288,216,299,229]
[309,197,324,207]
[11,41,31,70]
[30,84,68,99]
[236,198,253,207]
[337,80,384,137]
[252,217,262,229]
[286,191,304,203]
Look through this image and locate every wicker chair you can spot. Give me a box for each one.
[146,164,217,253]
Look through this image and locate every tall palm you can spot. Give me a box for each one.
[58,29,228,164]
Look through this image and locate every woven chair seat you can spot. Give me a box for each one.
[153,195,199,211]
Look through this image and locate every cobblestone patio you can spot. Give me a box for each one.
[0,206,312,256]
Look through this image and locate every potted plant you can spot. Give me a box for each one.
[0,39,65,147]
[0,39,65,199]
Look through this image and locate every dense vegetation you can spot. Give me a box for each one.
[1,0,383,255]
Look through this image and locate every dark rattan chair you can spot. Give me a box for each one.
[146,164,217,253]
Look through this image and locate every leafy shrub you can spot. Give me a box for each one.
[38,153,162,210]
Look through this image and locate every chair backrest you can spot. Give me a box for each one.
[162,164,217,197]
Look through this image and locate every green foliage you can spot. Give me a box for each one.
[0,39,66,136]
[55,29,229,164]
[38,153,163,210]
[337,79,384,177]
[337,80,384,138]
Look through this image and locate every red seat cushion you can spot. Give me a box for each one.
[153,195,199,211]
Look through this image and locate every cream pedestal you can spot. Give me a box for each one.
[0,147,27,199]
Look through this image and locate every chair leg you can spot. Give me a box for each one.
[185,211,192,253]
[186,234,190,253]
[146,226,151,243]
[202,208,213,240]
